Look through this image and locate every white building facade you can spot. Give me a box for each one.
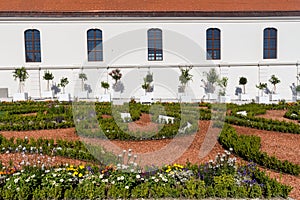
[0,1,300,101]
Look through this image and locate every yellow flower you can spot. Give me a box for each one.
[78,173,83,178]
[79,165,84,170]
[73,171,78,176]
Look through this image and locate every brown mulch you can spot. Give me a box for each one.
[20,112,37,117]
[1,128,79,141]
[128,113,158,133]
[233,125,300,165]
[0,120,299,199]
[257,110,298,124]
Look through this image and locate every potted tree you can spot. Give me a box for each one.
[42,70,54,99]
[109,69,123,99]
[58,77,71,101]
[218,77,230,103]
[238,77,249,101]
[269,75,281,101]
[13,67,29,101]
[140,72,154,104]
[201,68,219,100]
[78,72,89,99]
[256,82,269,104]
[99,81,111,102]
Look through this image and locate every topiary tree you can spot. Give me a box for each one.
[101,81,110,94]
[109,69,122,86]
[218,77,228,96]
[269,75,280,94]
[179,66,193,94]
[142,72,154,94]
[239,77,247,94]
[58,77,69,94]
[79,73,87,92]
[13,67,29,93]
[201,68,219,94]
[43,70,54,91]
[256,82,267,96]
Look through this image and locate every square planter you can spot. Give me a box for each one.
[98,94,111,102]
[219,95,231,103]
[256,96,269,104]
[269,94,281,101]
[207,93,217,100]
[180,95,192,103]
[77,91,89,99]
[13,92,28,101]
[41,91,53,99]
[140,93,153,104]
[238,93,250,101]
[58,93,71,102]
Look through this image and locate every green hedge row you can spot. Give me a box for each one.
[219,124,300,175]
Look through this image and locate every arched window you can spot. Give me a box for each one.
[263,28,277,59]
[206,28,220,60]
[148,29,163,61]
[87,29,103,61]
[24,29,41,62]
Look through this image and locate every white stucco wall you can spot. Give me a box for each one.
[0,17,299,100]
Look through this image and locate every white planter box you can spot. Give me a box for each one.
[13,92,28,101]
[219,95,231,103]
[98,94,111,102]
[77,91,89,99]
[238,93,250,101]
[180,95,192,103]
[140,93,153,104]
[269,94,281,101]
[207,93,218,100]
[41,91,53,99]
[256,96,269,104]
[58,93,71,102]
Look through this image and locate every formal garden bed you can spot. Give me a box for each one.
[0,101,299,199]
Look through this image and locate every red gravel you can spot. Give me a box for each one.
[257,110,298,124]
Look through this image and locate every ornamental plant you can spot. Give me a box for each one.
[268,75,280,94]
[256,82,267,96]
[109,69,122,86]
[58,77,69,94]
[141,72,153,94]
[13,67,29,93]
[202,68,219,94]
[217,77,228,96]
[179,66,193,94]
[101,81,110,94]
[239,77,247,94]
[43,70,54,91]
[79,72,87,92]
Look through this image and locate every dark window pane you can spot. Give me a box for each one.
[148,29,163,61]
[87,30,94,39]
[34,30,40,39]
[206,28,220,60]
[95,30,102,39]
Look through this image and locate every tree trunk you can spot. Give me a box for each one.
[47,80,50,91]
[243,85,246,94]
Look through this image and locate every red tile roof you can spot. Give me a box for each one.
[0,0,300,12]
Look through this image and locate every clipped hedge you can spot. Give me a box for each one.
[219,124,300,175]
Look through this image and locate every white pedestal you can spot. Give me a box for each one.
[140,93,153,104]
[219,95,231,103]
[207,93,218,100]
[77,91,89,99]
[58,93,71,102]
[239,93,250,101]
[41,91,53,99]
[13,92,28,101]
[256,96,269,104]
[180,95,192,103]
[98,94,111,102]
[269,94,281,101]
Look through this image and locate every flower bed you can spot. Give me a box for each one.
[0,151,292,199]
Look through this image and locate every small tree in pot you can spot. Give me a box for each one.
[269,75,280,94]
[142,72,154,94]
[218,77,228,96]
[101,81,110,94]
[13,67,29,93]
[43,70,54,91]
[179,66,193,94]
[58,77,69,94]
[239,77,247,94]
[256,82,267,96]
[79,72,87,92]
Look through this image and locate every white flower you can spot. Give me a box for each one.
[25,178,30,182]
[30,174,35,178]
[52,173,57,177]
[136,174,141,179]
[128,149,132,152]
[120,176,124,180]
[130,169,134,173]
[154,179,159,182]
[45,170,50,173]
[16,187,20,191]
[123,150,127,153]
[60,179,64,182]
[102,179,108,183]
[229,148,233,151]
[99,174,104,179]
[125,186,129,189]
[111,181,115,184]
[14,178,20,183]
